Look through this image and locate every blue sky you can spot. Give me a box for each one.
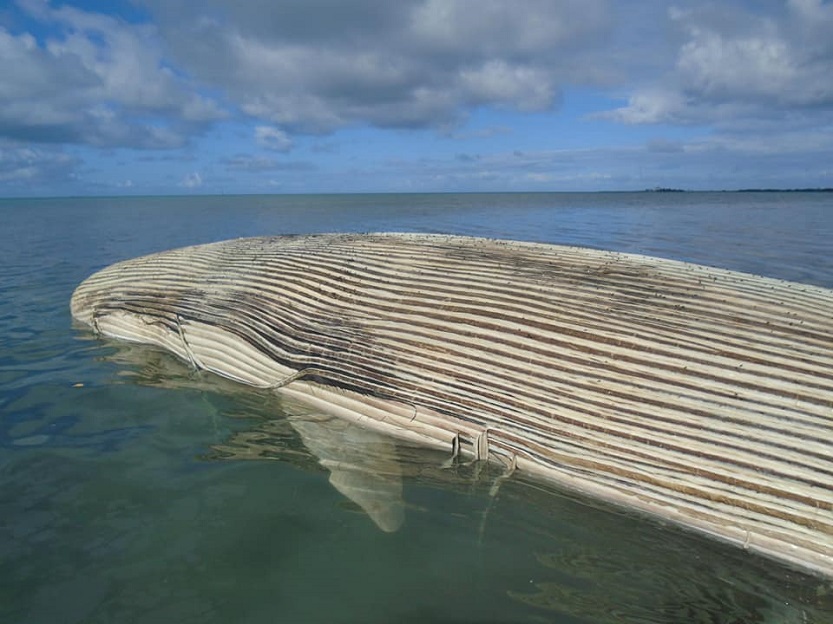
[1,0,832,196]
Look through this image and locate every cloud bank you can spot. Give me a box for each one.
[604,1,833,128]
[0,0,831,193]
[1,0,224,150]
[143,0,612,132]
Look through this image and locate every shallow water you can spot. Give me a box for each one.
[2,192,832,623]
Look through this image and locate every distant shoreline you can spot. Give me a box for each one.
[3,188,833,201]
[647,187,833,193]
[728,188,833,193]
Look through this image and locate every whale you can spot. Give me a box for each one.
[70,233,833,577]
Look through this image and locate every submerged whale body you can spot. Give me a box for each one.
[70,233,833,577]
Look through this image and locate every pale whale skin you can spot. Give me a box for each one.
[71,233,833,577]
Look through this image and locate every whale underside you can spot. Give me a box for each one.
[70,233,833,577]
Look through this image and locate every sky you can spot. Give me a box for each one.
[1,0,832,196]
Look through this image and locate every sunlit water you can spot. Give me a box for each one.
[2,192,832,623]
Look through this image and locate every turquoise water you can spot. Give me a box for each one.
[2,192,832,623]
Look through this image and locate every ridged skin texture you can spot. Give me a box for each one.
[71,233,833,577]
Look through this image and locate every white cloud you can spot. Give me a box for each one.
[675,21,832,107]
[254,126,293,152]
[459,61,555,110]
[0,0,225,148]
[596,89,687,125]
[180,171,202,188]
[600,1,833,127]
[224,155,313,172]
[0,143,79,188]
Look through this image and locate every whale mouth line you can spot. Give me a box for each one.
[71,232,833,578]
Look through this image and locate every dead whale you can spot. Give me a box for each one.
[70,233,833,577]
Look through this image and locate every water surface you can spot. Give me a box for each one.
[2,192,832,623]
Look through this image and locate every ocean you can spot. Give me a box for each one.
[2,192,832,623]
